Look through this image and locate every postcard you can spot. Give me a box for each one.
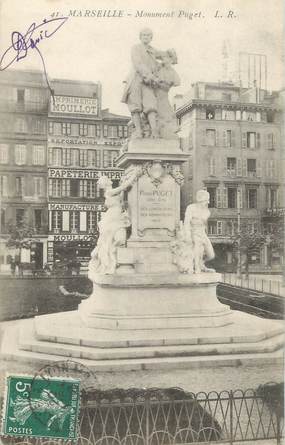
[0,0,283,443]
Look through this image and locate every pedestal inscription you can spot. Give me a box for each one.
[137,174,176,236]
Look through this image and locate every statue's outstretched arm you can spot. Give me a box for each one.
[109,169,138,196]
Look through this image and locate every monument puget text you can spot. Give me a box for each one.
[1,29,283,370]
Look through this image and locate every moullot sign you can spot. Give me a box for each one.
[50,95,98,116]
[48,168,123,179]
[48,234,95,242]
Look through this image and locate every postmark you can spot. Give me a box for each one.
[1,374,80,441]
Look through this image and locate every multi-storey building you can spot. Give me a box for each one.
[176,81,283,272]
[47,79,129,268]
[0,70,49,272]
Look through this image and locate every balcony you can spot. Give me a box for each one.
[0,100,48,113]
[262,208,285,218]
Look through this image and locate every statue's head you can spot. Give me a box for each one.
[98,175,112,190]
[139,28,153,45]
[196,189,210,205]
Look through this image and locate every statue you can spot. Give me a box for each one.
[89,171,137,275]
[171,190,215,274]
[184,190,215,273]
[122,28,180,139]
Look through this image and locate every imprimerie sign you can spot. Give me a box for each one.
[48,168,123,179]
[50,95,98,115]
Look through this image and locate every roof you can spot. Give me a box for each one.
[102,108,130,121]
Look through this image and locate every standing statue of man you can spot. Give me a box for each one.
[121,28,160,139]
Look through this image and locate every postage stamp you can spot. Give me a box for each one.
[1,374,80,441]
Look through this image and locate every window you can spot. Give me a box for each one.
[247,159,256,177]
[226,221,235,236]
[15,118,27,133]
[247,189,257,209]
[15,145,27,165]
[243,132,260,149]
[33,145,45,165]
[15,177,24,196]
[32,119,45,134]
[0,176,8,197]
[16,208,25,225]
[228,188,237,208]
[53,122,61,135]
[208,221,217,235]
[207,187,216,208]
[0,144,8,164]
[123,126,128,138]
[52,211,62,230]
[96,125,101,137]
[108,126,118,138]
[79,124,88,136]
[222,93,231,102]
[103,125,108,137]
[206,108,215,120]
[17,89,25,103]
[34,177,44,196]
[70,179,79,197]
[223,130,232,147]
[70,211,79,231]
[88,125,96,137]
[62,179,70,197]
[267,133,275,150]
[222,110,235,120]
[227,157,236,176]
[48,122,54,135]
[103,150,119,167]
[34,210,42,229]
[52,148,62,166]
[50,179,61,197]
[266,187,278,208]
[62,148,71,166]
[247,112,255,122]
[79,149,88,167]
[71,149,79,166]
[62,123,71,135]
[1,209,5,231]
[87,211,97,231]
[206,129,216,146]
[88,180,97,198]
[267,111,274,123]
[87,150,100,167]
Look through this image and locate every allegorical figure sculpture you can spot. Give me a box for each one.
[121,28,180,139]
[171,190,215,274]
[184,190,215,273]
[89,172,137,275]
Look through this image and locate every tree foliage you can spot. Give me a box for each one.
[6,218,38,250]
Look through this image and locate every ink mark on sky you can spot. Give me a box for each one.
[0,17,68,102]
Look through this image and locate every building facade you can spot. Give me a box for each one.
[47,79,129,270]
[0,70,49,272]
[176,81,283,272]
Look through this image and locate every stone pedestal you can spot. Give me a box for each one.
[1,138,284,371]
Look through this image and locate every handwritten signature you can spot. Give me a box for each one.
[0,16,68,71]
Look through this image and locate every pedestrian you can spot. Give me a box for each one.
[10,258,16,277]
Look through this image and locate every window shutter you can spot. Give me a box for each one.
[62,211,69,231]
[256,159,262,177]
[201,129,206,146]
[242,133,247,149]
[242,159,247,177]
[215,130,219,147]
[217,221,223,235]
[223,157,228,175]
[223,188,228,208]
[265,160,269,177]
[256,112,261,122]
[236,110,241,120]
[273,133,277,149]
[223,130,227,147]
[272,160,276,178]
[1,176,8,196]
[231,131,235,147]
[237,158,242,176]
[276,188,280,207]
[216,187,222,208]
[212,157,216,175]
[256,133,261,149]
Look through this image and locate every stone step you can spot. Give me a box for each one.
[19,322,285,361]
[1,323,283,372]
[33,311,283,349]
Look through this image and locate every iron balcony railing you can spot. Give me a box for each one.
[3,385,283,444]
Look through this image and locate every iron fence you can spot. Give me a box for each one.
[2,386,283,444]
[222,273,284,297]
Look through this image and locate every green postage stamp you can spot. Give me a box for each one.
[1,374,80,441]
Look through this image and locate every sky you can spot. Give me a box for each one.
[0,0,283,114]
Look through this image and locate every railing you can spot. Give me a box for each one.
[222,273,284,297]
[3,386,284,444]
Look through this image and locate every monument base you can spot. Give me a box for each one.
[1,272,283,371]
